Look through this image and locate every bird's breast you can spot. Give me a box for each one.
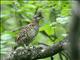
[27,25,39,39]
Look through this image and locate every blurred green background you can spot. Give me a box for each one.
[0,0,71,60]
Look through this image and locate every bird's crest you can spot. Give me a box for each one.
[33,7,43,20]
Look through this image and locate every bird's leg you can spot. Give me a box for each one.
[23,44,31,51]
[24,44,28,50]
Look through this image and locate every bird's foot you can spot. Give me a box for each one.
[24,44,28,49]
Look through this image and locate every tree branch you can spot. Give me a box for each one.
[7,38,68,60]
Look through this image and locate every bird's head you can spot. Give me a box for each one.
[33,10,43,22]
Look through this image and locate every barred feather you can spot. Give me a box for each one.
[14,10,42,49]
[16,22,39,46]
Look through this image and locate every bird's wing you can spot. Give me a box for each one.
[16,23,35,41]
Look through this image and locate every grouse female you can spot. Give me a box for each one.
[14,11,43,49]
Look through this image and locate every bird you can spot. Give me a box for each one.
[14,10,43,50]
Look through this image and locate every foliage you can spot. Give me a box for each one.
[1,0,71,60]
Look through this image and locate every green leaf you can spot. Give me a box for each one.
[0,1,14,4]
[40,24,54,35]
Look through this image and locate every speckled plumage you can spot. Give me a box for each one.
[16,22,39,46]
[14,11,42,49]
